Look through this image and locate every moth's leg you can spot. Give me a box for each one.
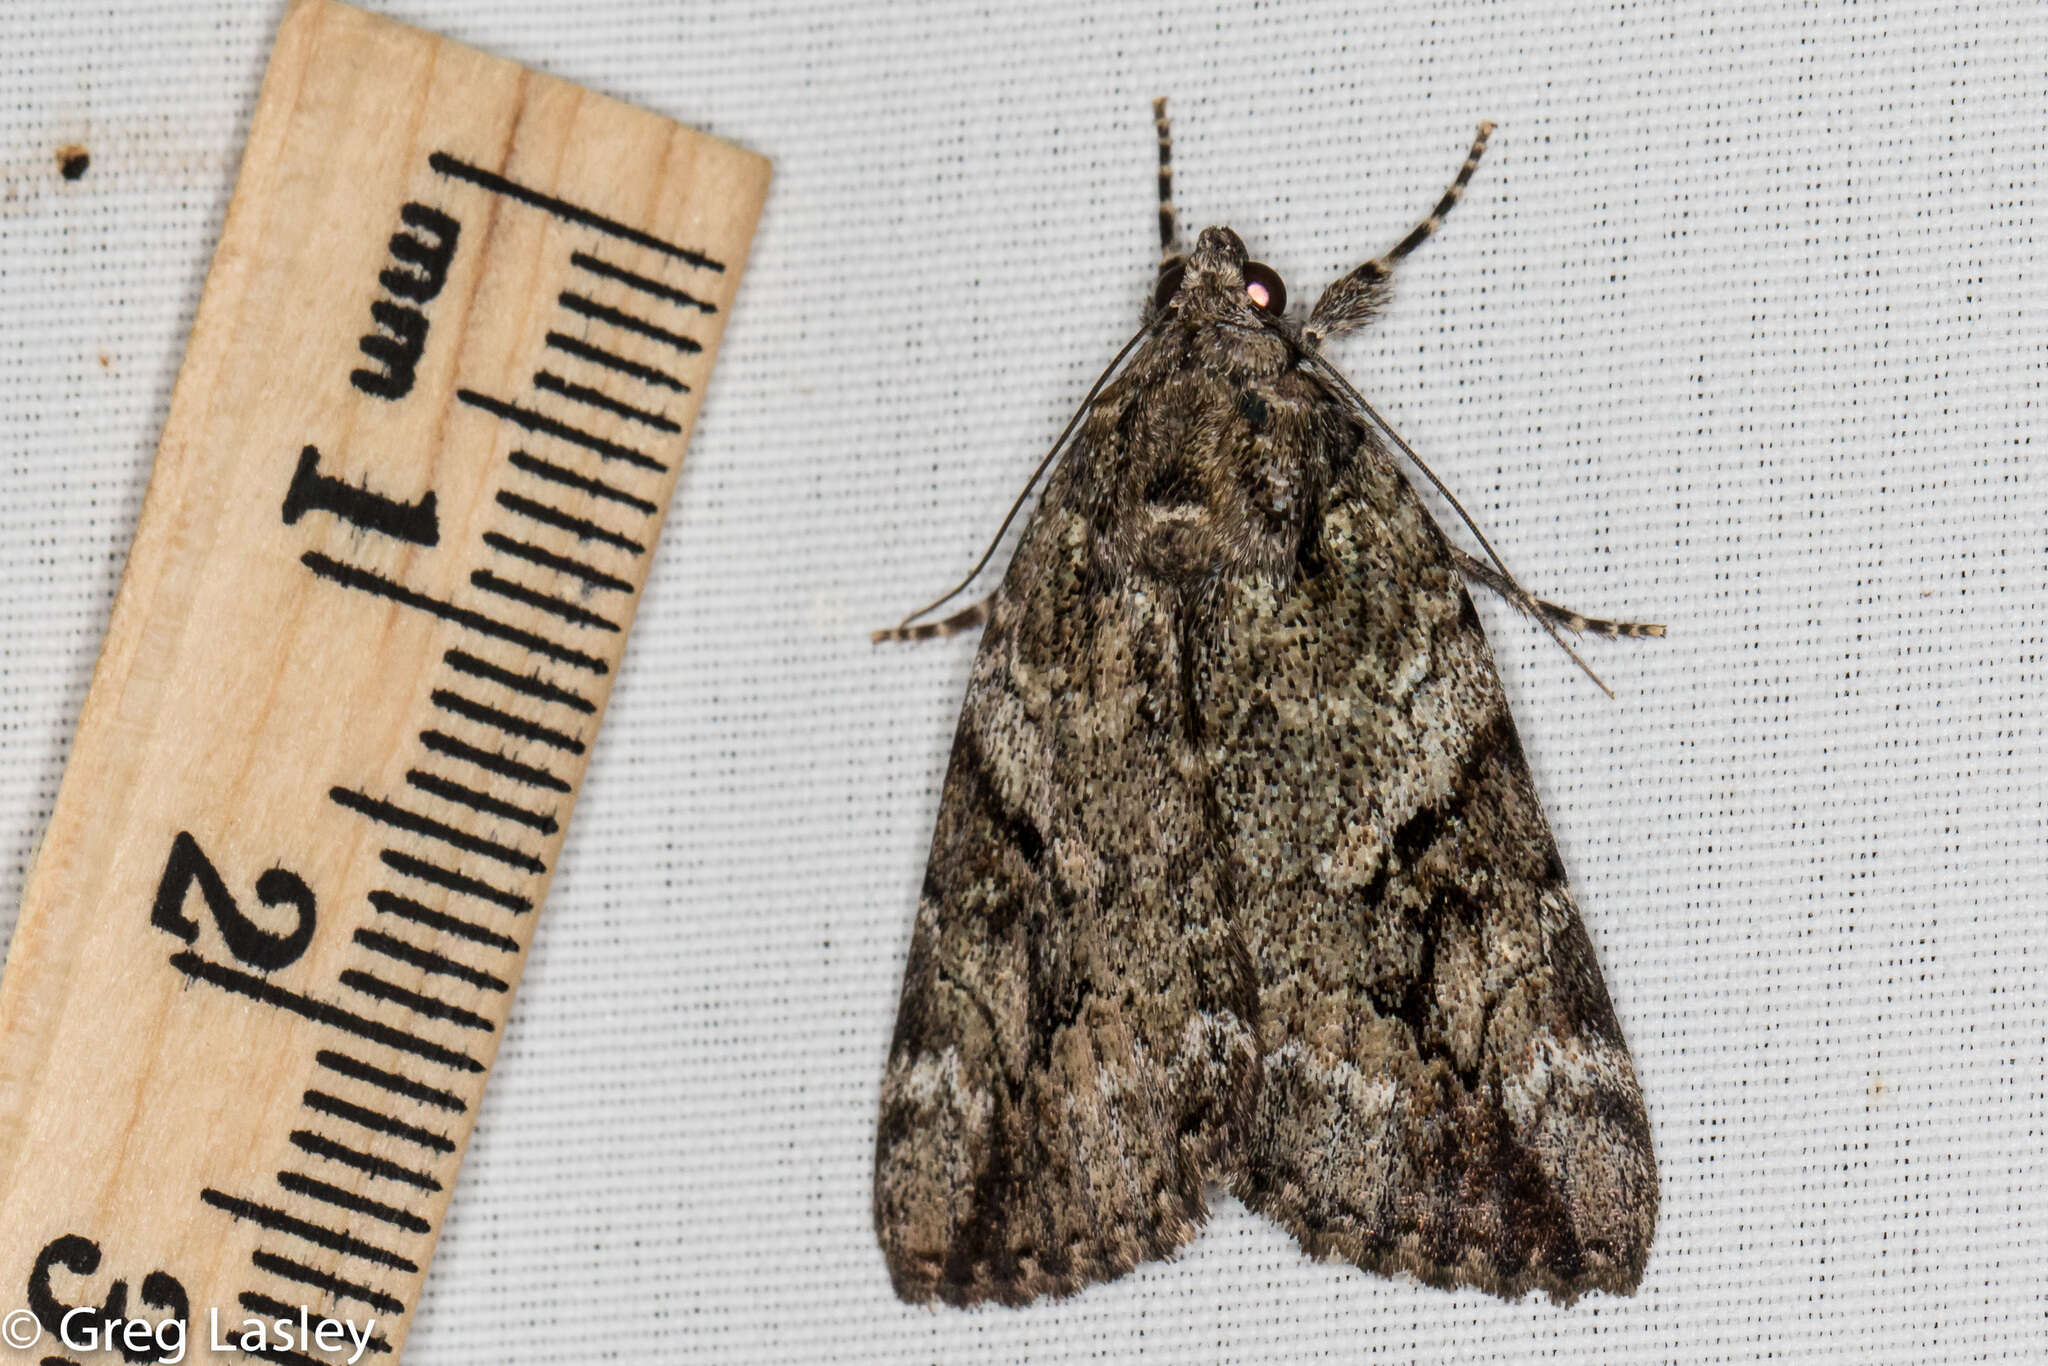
[1153,97,1182,273]
[1448,545,1665,639]
[870,595,994,644]
[1305,122,1494,347]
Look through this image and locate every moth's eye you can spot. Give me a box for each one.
[1152,261,1186,311]
[1242,262,1287,315]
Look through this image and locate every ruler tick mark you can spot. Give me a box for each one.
[407,768,560,834]
[355,928,512,992]
[367,890,521,953]
[417,731,572,793]
[332,786,547,871]
[533,370,680,433]
[170,952,483,1072]
[431,690,586,753]
[250,1248,408,1316]
[495,491,647,553]
[289,1131,442,1192]
[544,330,689,392]
[302,551,608,673]
[558,292,704,354]
[470,569,623,632]
[303,1089,459,1152]
[315,1049,468,1112]
[201,1189,420,1271]
[482,532,634,593]
[457,388,667,472]
[429,150,726,271]
[443,648,597,713]
[276,1171,431,1235]
[570,250,717,312]
[235,1343,348,1366]
[338,970,496,1033]
[509,450,660,515]
[379,850,533,913]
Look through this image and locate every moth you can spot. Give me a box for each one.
[874,101,1659,1307]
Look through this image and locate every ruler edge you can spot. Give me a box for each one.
[0,0,770,1323]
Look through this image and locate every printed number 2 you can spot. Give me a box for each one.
[149,832,316,972]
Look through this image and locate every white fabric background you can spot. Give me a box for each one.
[2,0,2043,1361]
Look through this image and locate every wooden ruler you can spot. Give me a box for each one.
[0,3,767,1362]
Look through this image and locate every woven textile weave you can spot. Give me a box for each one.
[1,1,2041,1360]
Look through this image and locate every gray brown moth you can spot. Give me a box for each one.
[874,101,1659,1308]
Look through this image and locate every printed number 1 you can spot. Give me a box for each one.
[280,443,439,546]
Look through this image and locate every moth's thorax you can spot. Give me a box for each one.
[1071,321,1346,588]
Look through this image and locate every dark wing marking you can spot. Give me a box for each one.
[1196,412,1657,1301]
[874,441,1261,1307]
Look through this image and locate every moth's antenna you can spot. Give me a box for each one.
[882,324,1151,639]
[1304,353,1615,698]
[1154,96,1182,268]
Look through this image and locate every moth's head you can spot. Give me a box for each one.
[1152,226,1288,327]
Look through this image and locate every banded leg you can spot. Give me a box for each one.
[871,595,993,644]
[1449,545,1664,639]
[1305,121,1495,346]
[1154,97,1180,269]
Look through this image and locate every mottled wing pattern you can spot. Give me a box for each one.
[879,224,1653,1304]
[873,440,1262,1306]
[1195,411,1657,1300]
